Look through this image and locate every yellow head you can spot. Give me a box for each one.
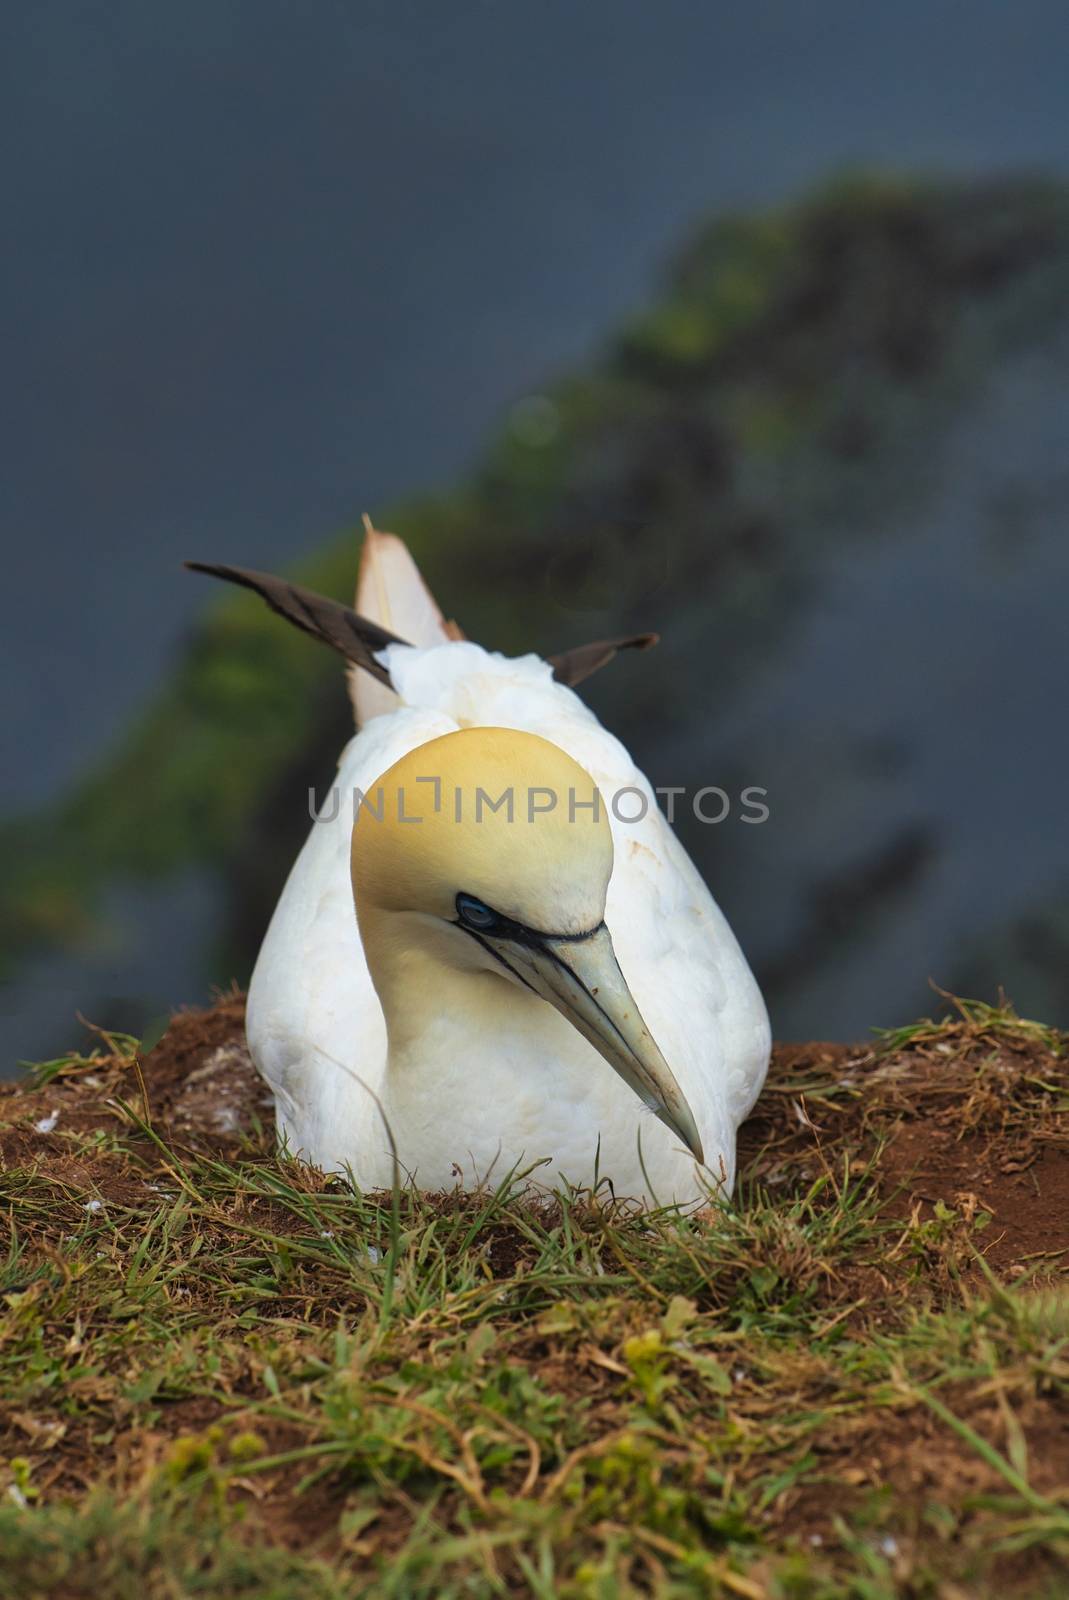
[351,727,611,934]
[350,726,702,1162]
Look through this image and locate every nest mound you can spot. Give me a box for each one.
[1,998,1066,1598]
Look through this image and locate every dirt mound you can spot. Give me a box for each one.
[6,998,1067,1278]
[740,1020,1069,1277]
[0,994,267,1164]
[1,998,1066,1596]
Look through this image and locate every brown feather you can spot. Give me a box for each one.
[186,560,660,694]
[184,562,408,685]
[548,632,660,687]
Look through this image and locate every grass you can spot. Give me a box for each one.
[0,998,1067,1596]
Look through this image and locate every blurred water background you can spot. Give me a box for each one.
[4,2,1069,1069]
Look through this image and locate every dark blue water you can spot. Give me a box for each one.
[5,3,1069,1066]
[6,0,1069,808]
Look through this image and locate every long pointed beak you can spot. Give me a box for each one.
[485,922,704,1164]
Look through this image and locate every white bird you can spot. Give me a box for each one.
[189,526,769,1206]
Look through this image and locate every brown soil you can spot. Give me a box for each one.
[783,1388,1069,1595]
[0,992,269,1165]
[739,1031,1069,1278]
[5,1003,1066,1279]
[2,999,1067,1592]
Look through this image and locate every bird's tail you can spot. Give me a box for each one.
[349,517,465,724]
[186,521,660,725]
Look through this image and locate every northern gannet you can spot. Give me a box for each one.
[189,527,769,1205]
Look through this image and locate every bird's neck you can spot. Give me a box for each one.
[359,906,522,1067]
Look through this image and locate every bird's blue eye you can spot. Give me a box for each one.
[457,893,498,930]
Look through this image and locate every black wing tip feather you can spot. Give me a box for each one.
[185,559,229,577]
[184,559,275,595]
[184,559,403,685]
[549,630,661,687]
[187,560,662,692]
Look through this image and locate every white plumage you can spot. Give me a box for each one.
[242,538,770,1206]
